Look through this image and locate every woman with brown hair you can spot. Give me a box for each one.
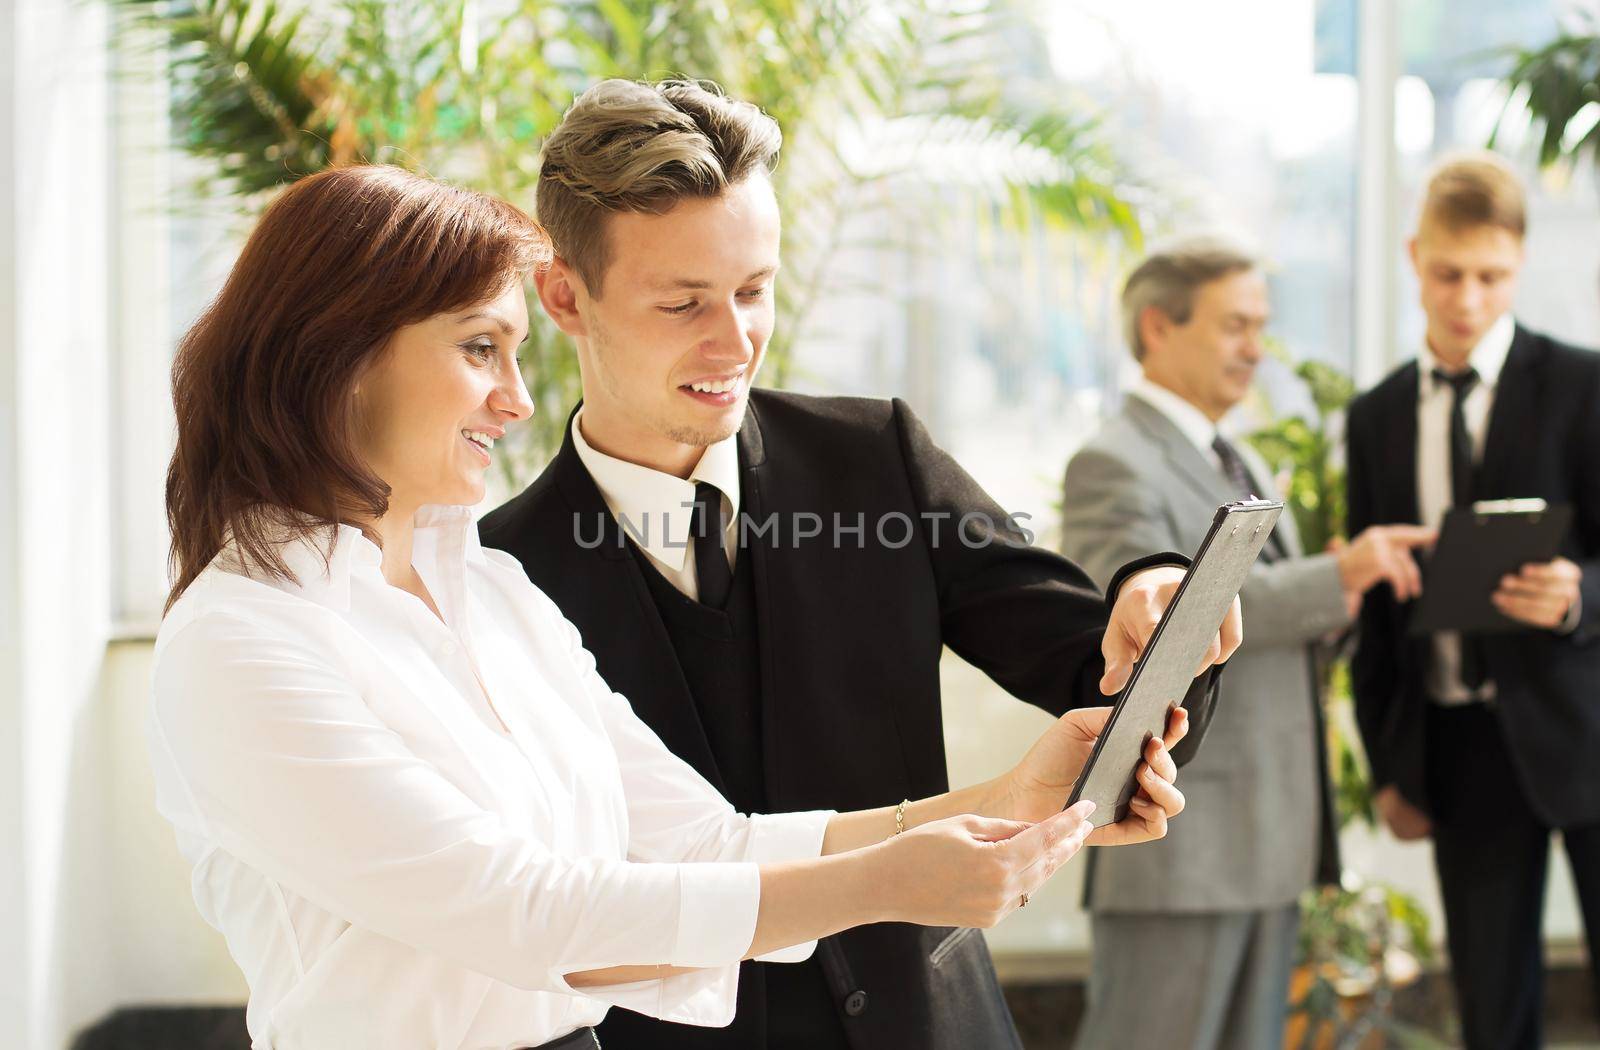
[149,164,1195,1050]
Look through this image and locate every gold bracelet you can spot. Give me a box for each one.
[894,799,909,836]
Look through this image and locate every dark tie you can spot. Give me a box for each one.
[1212,435,1283,561]
[691,481,733,609]
[1433,368,1480,511]
[1432,366,1488,690]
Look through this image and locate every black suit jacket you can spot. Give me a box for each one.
[480,390,1217,1050]
[1347,325,1600,827]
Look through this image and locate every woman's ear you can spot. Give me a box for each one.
[534,257,590,339]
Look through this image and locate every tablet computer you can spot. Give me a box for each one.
[1408,498,1572,636]
[1066,498,1284,828]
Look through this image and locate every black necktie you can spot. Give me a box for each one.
[691,481,733,609]
[1432,367,1480,511]
[1432,366,1488,690]
[1212,435,1283,561]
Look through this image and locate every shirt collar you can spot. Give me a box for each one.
[231,504,483,613]
[1420,313,1515,394]
[1128,374,1225,460]
[571,409,742,572]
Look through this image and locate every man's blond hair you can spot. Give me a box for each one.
[536,79,782,295]
[1418,151,1527,240]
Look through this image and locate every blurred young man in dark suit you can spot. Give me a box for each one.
[1347,153,1600,1050]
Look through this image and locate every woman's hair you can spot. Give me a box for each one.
[536,79,782,295]
[164,165,547,612]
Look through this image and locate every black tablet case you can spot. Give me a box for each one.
[1408,503,1573,636]
[1067,500,1284,828]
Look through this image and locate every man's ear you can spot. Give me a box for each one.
[535,257,590,338]
[1406,235,1420,278]
[1138,304,1170,360]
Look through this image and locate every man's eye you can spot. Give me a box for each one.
[738,287,768,301]
[661,301,697,315]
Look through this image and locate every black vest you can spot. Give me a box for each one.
[630,541,766,811]
[614,543,852,1050]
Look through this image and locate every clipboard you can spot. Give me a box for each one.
[1408,498,1572,636]
[1066,499,1284,828]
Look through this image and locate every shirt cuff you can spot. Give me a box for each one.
[1558,593,1583,635]
[577,969,742,1028]
[1106,551,1191,609]
[561,861,760,1028]
[742,810,833,863]
[740,811,834,962]
[674,861,763,968]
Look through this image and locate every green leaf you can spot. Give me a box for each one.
[111,0,1147,472]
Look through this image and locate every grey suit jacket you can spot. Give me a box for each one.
[1061,394,1348,913]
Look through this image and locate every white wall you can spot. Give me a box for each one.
[0,0,25,1039]
[102,643,246,1006]
[2,0,122,1045]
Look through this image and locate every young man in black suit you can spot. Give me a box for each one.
[1347,153,1600,1050]
[479,79,1239,1050]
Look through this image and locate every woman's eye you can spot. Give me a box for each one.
[462,341,495,360]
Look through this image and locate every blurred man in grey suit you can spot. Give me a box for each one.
[1061,235,1435,1050]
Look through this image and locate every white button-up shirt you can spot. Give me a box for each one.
[1417,315,1512,705]
[147,504,831,1050]
[571,411,740,601]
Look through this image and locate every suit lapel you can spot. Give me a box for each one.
[735,404,787,807]
[1478,327,1543,500]
[548,416,727,786]
[1388,363,1422,523]
[1124,396,1236,509]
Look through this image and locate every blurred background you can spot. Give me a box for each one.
[4,0,1600,1046]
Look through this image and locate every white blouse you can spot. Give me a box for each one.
[147,505,832,1050]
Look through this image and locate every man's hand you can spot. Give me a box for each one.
[1374,784,1431,841]
[1493,557,1581,630]
[1103,565,1241,695]
[1335,524,1437,614]
[1000,705,1188,846]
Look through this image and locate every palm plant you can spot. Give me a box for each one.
[111,0,1144,480]
[1490,15,1600,168]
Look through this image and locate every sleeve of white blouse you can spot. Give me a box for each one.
[537,589,834,964]
[148,608,769,1016]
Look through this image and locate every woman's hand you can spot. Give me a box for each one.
[872,803,1097,928]
[997,705,1187,846]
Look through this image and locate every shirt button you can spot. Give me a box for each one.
[439,639,458,657]
[843,989,868,1016]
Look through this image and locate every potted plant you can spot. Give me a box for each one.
[1248,354,1443,1050]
